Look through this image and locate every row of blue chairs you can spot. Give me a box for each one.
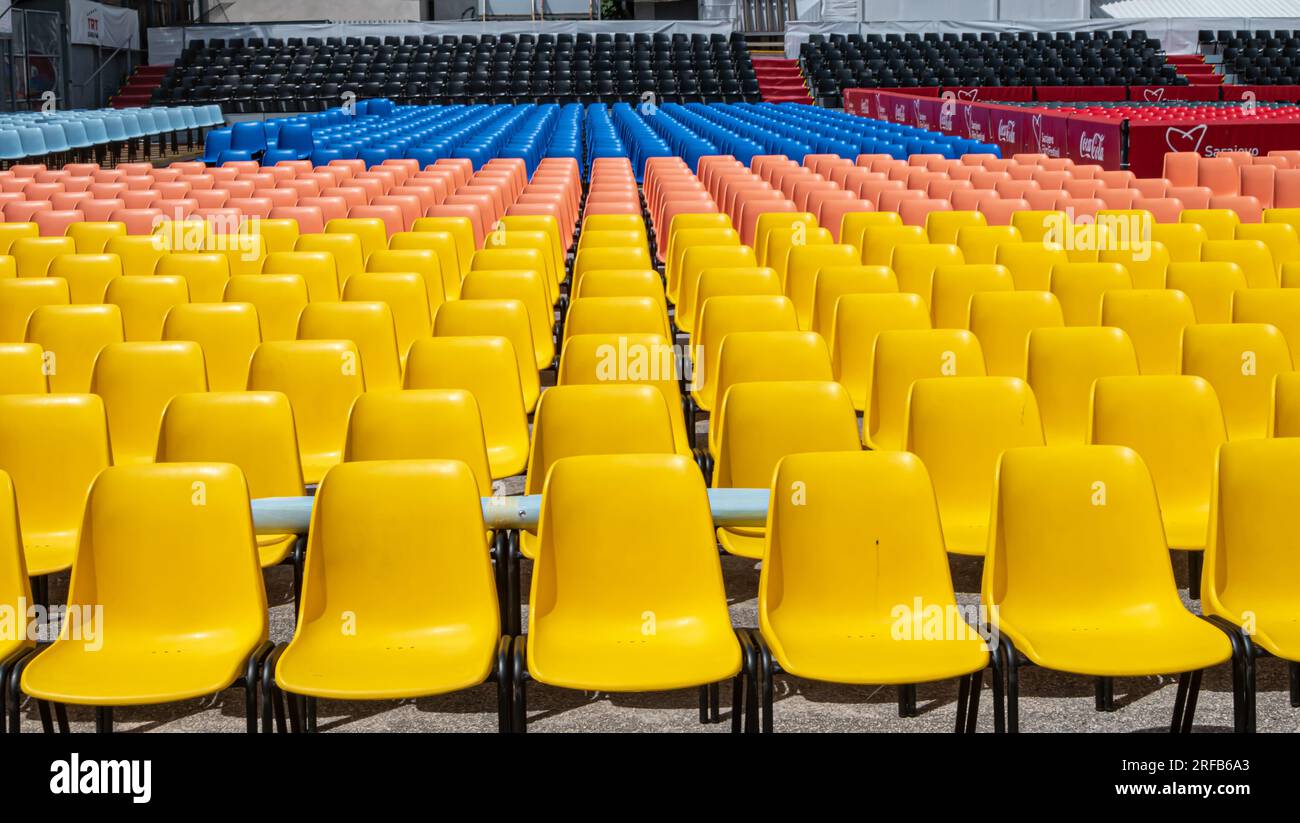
[1,105,223,163]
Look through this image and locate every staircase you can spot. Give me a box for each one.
[1166,54,1223,85]
[753,58,812,104]
[110,64,171,108]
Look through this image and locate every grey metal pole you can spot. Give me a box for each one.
[251,488,772,533]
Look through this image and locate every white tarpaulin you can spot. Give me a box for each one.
[70,0,140,50]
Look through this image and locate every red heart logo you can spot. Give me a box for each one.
[1164,124,1208,154]
[1144,88,1165,102]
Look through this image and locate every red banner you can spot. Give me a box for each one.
[1130,85,1222,102]
[1126,117,1300,177]
[1034,86,1128,102]
[939,86,1035,102]
[1222,85,1300,103]
[1066,115,1125,170]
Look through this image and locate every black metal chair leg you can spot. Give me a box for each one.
[511,636,528,733]
[709,681,720,723]
[305,697,317,732]
[991,644,1005,733]
[1186,550,1203,600]
[898,683,917,717]
[95,706,112,733]
[1096,676,1115,711]
[966,670,983,733]
[54,703,69,733]
[1171,671,1191,733]
[1004,641,1020,733]
[955,675,970,733]
[1181,669,1203,733]
[1290,661,1299,708]
[37,701,53,733]
[286,693,303,733]
[495,636,511,734]
[698,685,709,724]
[730,670,744,734]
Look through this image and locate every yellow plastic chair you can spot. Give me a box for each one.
[344,390,492,495]
[765,226,831,290]
[1165,262,1245,324]
[574,247,653,298]
[1025,326,1137,445]
[578,269,670,317]
[708,330,833,456]
[1203,437,1300,727]
[104,234,168,277]
[389,231,464,301]
[433,299,541,412]
[295,232,364,287]
[223,274,308,342]
[584,213,649,237]
[497,215,565,275]
[0,343,47,394]
[18,463,270,732]
[1009,210,1066,243]
[866,329,986,451]
[1181,208,1240,242]
[1202,239,1277,288]
[405,336,530,480]
[411,216,475,275]
[690,294,798,416]
[956,225,1021,264]
[0,278,69,342]
[860,225,925,266]
[24,304,123,393]
[90,341,208,466]
[713,381,861,558]
[1090,375,1226,598]
[489,229,563,292]
[756,450,990,732]
[753,211,813,267]
[926,210,986,245]
[891,243,964,306]
[1271,371,1300,436]
[807,265,895,337]
[905,375,1044,557]
[1049,262,1131,326]
[262,250,343,302]
[269,459,507,732]
[47,253,122,304]
[831,292,930,412]
[247,340,365,485]
[297,301,403,391]
[210,229,267,278]
[515,453,744,732]
[472,247,555,306]
[162,303,261,392]
[1232,288,1300,357]
[968,291,1063,379]
[1151,222,1208,263]
[460,269,554,369]
[783,244,859,331]
[0,223,39,255]
[664,228,739,303]
[254,218,300,254]
[104,275,188,341]
[558,333,693,458]
[520,384,678,559]
[325,217,388,263]
[1099,240,1170,290]
[157,252,230,303]
[677,244,759,333]
[575,229,647,254]
[342,273,432,368]
[983,444,1239,732]
[1100,289,1196,376]
[928,264,1013,329]
[12,237,75,278]
[157,391,305,568]
[995,242,1069,291]
[0,469,35,728]
[1236,222,1300,274]
[1182,323,1292,441]
[0,394,109,578]
[839,211,901,254]
[562,295,669,344]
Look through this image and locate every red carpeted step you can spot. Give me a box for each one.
[753,57,813,104]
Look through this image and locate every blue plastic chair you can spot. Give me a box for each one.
[230,121,267,154]
[202,128,232,163]
[276,122,315,159]
[16,127,46,158]
[0,130,25,161]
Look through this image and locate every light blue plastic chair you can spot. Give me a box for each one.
[16,127,46,158]
[0,130,25,161]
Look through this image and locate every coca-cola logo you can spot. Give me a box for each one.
[1079,131,1105,161]
[894,103,906,123]
[997,118,1016,144]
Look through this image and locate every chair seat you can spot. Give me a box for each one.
[529,625,742,693]
[1000,612,1232,677]
[1239,612,1300,661]
[939,515,988,556]
[257,533,297,567]
[1162,508,1210,551]
[300,453,341,486]
[765,622,989,685]
[22,631,260,705]
[23,532,77,577]
[276,629,497,700]
[486,442,527,480]
[718,526,764,559]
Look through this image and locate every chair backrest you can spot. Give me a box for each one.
[968,290,1063,379]
[867,328,985,450]
[1181,322,1292,440]
[1026,326,1138,445]
[1100,289,1195,376]
[24,304,124,393]
[904,376,1044,556]
[90,341,209,465]
[297,301,403,391]
[264,250,342,302]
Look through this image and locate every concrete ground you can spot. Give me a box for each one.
[13,542,1298,733]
